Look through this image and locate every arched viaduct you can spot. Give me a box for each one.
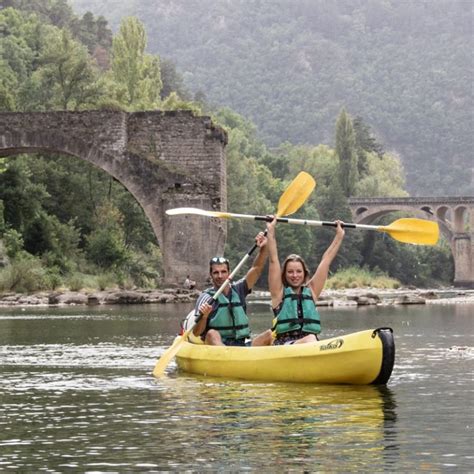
[349,197,474,288]
[0,110,228,286]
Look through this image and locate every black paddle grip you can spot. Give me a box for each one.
[322,221,356,228]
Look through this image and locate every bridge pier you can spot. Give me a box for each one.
[453,235,473,288]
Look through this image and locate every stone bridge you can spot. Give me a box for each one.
[0,110,228,286]
[349,197,474,288]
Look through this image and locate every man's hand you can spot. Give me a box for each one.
[198,301,213,319]
[255,230,268,248]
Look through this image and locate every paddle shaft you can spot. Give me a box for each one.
[249,215,375,230]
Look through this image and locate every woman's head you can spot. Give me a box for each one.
[281,254,309,288]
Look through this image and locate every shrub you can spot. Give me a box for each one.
[66,273,85,291]
[0,253,47,293]
[43,266,63,290]
[327,266,400,289]
[3,228,24,258]
[96,272,117,291]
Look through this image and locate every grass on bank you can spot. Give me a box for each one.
[0,256,159,293]
[0,257,402,294]
[326,266,400,289]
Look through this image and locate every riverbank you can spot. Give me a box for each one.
[1,287,474,307]
[251,288,474,307]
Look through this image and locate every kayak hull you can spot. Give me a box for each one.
[174,328,395,385]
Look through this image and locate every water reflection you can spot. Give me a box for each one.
[153,376,399,471]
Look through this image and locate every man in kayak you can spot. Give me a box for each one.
[266,216,345,345]
[192,231,273,346]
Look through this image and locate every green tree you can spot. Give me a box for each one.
[355,152,408,197]
[353,116,384,176]
[110,16,162,108]
[86,203,129,269]
[0,157,49,232]
[32,28,102,110]
[160,57,190,100]
[335,108,358,197]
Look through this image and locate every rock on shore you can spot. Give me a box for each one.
[251,288,474,307]
[0,288,200,307]
[0,287,473,307]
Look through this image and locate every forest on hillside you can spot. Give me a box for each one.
[0,1,456,292]
[70,0,473,197]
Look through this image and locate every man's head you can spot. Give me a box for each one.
[209,257,230,288]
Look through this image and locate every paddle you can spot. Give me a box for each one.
[166,209,439,246]
[153,172,316,377]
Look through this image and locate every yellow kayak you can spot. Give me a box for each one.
[172,327,395,385]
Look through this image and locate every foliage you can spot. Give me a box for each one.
[65,272,85,291]
[2,228,24,258]
[31,28,103,110]
[109,16,162,108]
[86,203,130,270]
[355,152,408,197]
[0,156,49,232]
[69,0,473,195]
[327,267,400,290]
[0,252,47,293]
[335,109,358,198]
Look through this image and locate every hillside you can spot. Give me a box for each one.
[59,1,474,195]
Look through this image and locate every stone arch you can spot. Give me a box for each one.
[436,205,451,223]
[1,129,171,249]
[0,110,228,286]
[355,206,368,216]
[454,206,469,233]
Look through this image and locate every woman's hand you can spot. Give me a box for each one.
[335,220,345,240]
[266,215,277,236]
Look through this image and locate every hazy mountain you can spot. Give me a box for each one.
[70,0,473,196]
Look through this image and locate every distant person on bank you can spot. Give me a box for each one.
[266,216,345,345]
[193,232,273,346]
[184,275,196,290]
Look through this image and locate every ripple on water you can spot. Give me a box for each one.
[0,343,161,369]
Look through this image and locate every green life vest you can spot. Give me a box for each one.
[204,286,250,340]
[272,286,321,336]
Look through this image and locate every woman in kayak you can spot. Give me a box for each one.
[266,216,345,345]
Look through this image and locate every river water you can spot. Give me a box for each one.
[0,301,472,472]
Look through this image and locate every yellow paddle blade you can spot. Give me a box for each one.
[276,171,316,217]
[153,332,187,377]
[166,207,232,218]
[378,218,439,245]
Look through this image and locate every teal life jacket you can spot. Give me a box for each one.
[204,286,250,340]
[272,286,321,336]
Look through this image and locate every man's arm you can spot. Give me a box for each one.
[244,231,269,290]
